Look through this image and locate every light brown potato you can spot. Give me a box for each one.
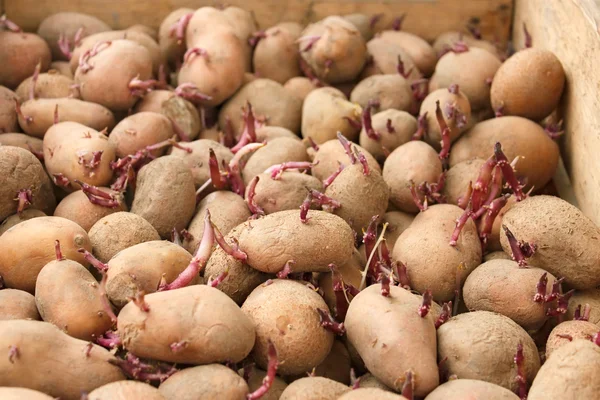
[566,289,600,325]
[242,137,309,185]
[420,87,472,149]
[18,98,116,137]
[0,387,54,400]
[359,109,417,162]
[283,77,319,101]
[350,74,413,113]
[491,48,565,121]
[361,37,422,83]
[237,210,354,274]
[118,285,255,364]
[0,289,40,321]
[488,194,517,252]
[43,122,116,188]
[343,13,374,41]
[89,381,164,400]
[253,23,302,84]
[393,204,482,302]
[339,388,407,400]
[105,240,193,308]
[345,284,438,396]
[311,139,380,181]
[127,24,158,40]
[0,209,47,236]
[357,374,393,391]
[380,211,414,250]
[159,8,194,68]
[159,364,248,400]
[433,31,501,59]
[383,141,443,213]
[169,139,233,189]
[0,320,124,400]
[442,158,484,206]
[319,248,363,315]
[221,6,258,72]
[438,311,540,392]
[378,30,437,76]
[0,133,43,155]
[15,71,73,102]
[53,188,127,232]
[245,172,322,215]
[280,377,350,400]
[245,368,288,400]
[255,126,300,142]
[528,340,600,399]
[0,32,51,89]
[546,320,598,359]
[449,117,559,192]
[242,279,334,375]
[108,112,174,158]
[50,61,74,78]
[500,195,600,290]
[483,251,511,262]
[463,259,555,331]
[311,339,352,384]
[0,86,19,133]
[131,155,196,238]
[425,379,520,400]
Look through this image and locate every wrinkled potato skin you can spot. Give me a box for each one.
[0,289,41,321]
[169,139,233,189]
[0,86,19,132]
[280,377,350,400]
[0,320,124,400]
[0,387,54,400]
[378,30,437,76]
[437,311,540,392]
[15,71,73,102]
[89,381,164,400]
[253,23,302,84]
[246,172,322,215]
[420,87,472,149]
[311,139,380,181]
[425,379,520,400]
[0,209,47,236]
[283,77,319,101]
[359,109,417,162]
[237,210,355,274]
[242,280,334,376]
[54,189,127,232]
[500,195,600,290]
[131,156,196,238]
[546,321,598,359]
[442,158,484,206]
[242,137,309,185]
[118,285,255,364]
[108,112,174,158]
[106,240,193,308]
[0,32,51,89]
[351,75,413,113]
[566,288,600,325]
[393,204,482,302]
[160,364,248,400]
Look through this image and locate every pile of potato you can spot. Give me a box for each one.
[1,6,599,400]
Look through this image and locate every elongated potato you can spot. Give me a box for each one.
[255,126,300,142]
[108,112,174,158]
[159,8,194,68]
[345,284,439,396]
[311,139,380,181]
[0,289,40,321]
[425,379,520,400]
[15,71,73,102]
[159,364,249,400]
[118,285,255,364]
[0,133,43,155]
[280,377,350,400]
[237,210,354,273]
[0,320,124,400]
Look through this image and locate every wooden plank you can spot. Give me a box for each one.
[513,0,600,225]
[5,0,512,44]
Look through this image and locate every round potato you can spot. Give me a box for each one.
[442,158,484,206]
[378,30,437,76]
[159,364,248,400]
[280,377,350,400]
[253,23,302,84]
[361,37,422,83]
[420,87,472,150]
[0,32,51,89]
[169,139,233,189]
[425,379,520,400]
[0,289,40,321]
[242,137,309,185]
[53,188,127,232]
[566,288,600,325]
[283,77,319,101]
[15,71,73,102]
[311,139,380,181]
[359,109,417,162]
[89,381,164,400]
[546,320,599,359]
[350,74,413,113]
[340,388,407,399]
[108,112,174,158]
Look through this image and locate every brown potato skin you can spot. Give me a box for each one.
[237,210,355,274]
[433,31,501,59]
[319,249,363,314]
[131,155,196,238]
[378,30,437,77]
[242,279,334,376]
[0,289,40,321]
[339,388,407,400]
[381,211,414,250]
[118,285,255,364]
[528,340,600,399]
[491,48,565,121]
[253,23,302,84]
[359,109,417,162]
[0,387,54,400]
[169,139,233,189]
[0,209,47,236]
[159,8,194,68]
[89,381,165,400]
[0,320,124,400]
[420,87,472,149]
[35,259,112,340]
[0,32,51,89]
[53,188,127,232]
[108,112,174,158]
[442,158,484,206]
[159,364,248,400]
[50,61,74,78]
[255,126,300,142]
[566,288,600,325]
[106,240,193,308]
[393,204,482,302]
[437,311,540,392]
[343,14,374,41]
[0,216,91,293]
[15,71,73,102]
[0,133,43,154]
[280,377,350,400]
[449,116,559,192]
[311,339,352,384]
[351,74,413,113]
[0,86,19,132]
[546,320,598,359]
[345,284,438,397]
[357,374,393,391]
[242,137,309,185]
[500,195,600,290]
[311,139,380,181]
[425,379,520,400]
[283,77,319,101]
[245,368,288,400]
[361,37,422,83]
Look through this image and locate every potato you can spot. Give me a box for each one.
[429,46,501,111]
[186,191,251,254]
[131,155,196,238]
[43,122,116,188]
[463,259,555,331]
[159,8,194,68]
[54,188,127,232]
[50,61,74,78]
[37,12,111,61]
[0,133,43,155]
[88,381,164,399]
[301,87,363,144]
[0,209,47,236]
[0,32,51,89]
[437,311,540,392]
[118,285,255,364]
[18,98,116,137]
[357,374,393,391]
[483,251,511,262]
[169,139,233,189]
[0,86,19,133]
[74,40,153,111]
[283,77,319,101]
[15,70,73,102]
[219,79,303,135]
[343,13,374,41]
[221,6,258,72]
[280,377,350,399]
[350,74,413,113]
[0,146,56,221]
[420,87,472,149]
[108,112,174,158]
[383,141,443,213]
[433,31,501,59]
[245,368,288,400]
[311,139,380,181]
[566,289,600,325]
[237,210,354,274]
[546,320,598,359]
[378,30,437,76]
[393,204,482,302]
[450,117,559,192]
[361,37,422,83]
[442,158,484,206]
[159,364,248,400]
[425,379,520,400]
[0,320,124,400]
[311,339,352,384]
[253,23,302,84]
[319,248,363,314]
[528,340,600,399]
[345,284,439,396]
[299,16,367,84]
[0,289,40,321]
[0,387,54,400]
[491,48,565,121]
[359,109,417,162]
[127,24,158,40]
[242,279,334,375]
[256,126,300,142]
[245,171,322,215]
[500,195,600,290]
[380,211,414,250]
[242,137,309,185]
[339,388,407,400]
[105,240,193,308]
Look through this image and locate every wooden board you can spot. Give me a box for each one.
[4,0,512,44]
[513,0,600,225]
